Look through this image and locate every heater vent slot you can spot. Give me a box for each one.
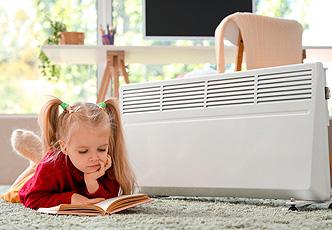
[257,70,312,103]
[162,81,205,111]
[122,86,161,114]
[206,76,255,107]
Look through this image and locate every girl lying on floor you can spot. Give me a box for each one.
[0,97,135,209]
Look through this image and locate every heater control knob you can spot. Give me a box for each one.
[325,87,330,100]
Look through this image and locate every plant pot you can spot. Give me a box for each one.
[60,32,84,45]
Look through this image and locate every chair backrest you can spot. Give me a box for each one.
[215,13,303,73]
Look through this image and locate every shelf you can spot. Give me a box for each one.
[42,45,231,65]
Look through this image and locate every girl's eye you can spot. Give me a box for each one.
[97,148,107,152]
[78,150,88,154]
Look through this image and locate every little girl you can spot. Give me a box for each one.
[0,97,135,209]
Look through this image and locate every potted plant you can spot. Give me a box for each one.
[38,17,67,81]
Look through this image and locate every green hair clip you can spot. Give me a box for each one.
[60,102,69,110]
[98,102,106,109]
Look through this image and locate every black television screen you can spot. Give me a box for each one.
[144,0,253,39]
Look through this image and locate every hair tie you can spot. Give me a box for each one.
[98,102,106,109]
[60,102,69,110]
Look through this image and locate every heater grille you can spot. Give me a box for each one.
[122,68,314,114]
[257,69,312,103]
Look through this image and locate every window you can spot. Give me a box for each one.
[0,0,97,114]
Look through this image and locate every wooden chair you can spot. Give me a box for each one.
[215,13,305,73]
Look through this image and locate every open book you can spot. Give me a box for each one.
[37,193,151,216]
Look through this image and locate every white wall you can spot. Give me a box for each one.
[0,115,39,184]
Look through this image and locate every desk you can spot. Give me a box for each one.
[42,45,332,101]
[42,45,233,102]
[42,45,226,64]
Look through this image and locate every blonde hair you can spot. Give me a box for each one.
[38,97,135,195]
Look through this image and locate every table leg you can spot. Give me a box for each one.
[97,60,112,103]
[97,50,128,102]
[114,56,120,98]
[120,58,129,84]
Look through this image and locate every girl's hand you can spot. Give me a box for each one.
[85,155,112,181]
[71,193,105,205]
[84,155,112,193]
[104,154,112,171]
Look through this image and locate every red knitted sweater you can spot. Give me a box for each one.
[19,151,119,209]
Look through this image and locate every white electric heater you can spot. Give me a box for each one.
[120,62,331,201]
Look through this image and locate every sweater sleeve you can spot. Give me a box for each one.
[19,159,75,209]
[86,176,120,199]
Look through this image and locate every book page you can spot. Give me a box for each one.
[94,194,150,212]
[58,204,104,213]
[37,205,61,214]
[94,196,121,211]
[38,204,104,215]
[106,198,152,214]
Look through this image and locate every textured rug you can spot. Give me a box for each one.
[1,186,332,229]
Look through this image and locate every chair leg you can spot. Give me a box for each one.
[302,49,306,63]
[235,33,244,71]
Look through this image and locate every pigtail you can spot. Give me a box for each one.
[104,98,135,195]
[38,97,63,154]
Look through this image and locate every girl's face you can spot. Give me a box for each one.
[62,123,110,173]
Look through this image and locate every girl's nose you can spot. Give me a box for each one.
[89,152,99,162]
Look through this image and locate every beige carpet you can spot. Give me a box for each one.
[1,186,332,229]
